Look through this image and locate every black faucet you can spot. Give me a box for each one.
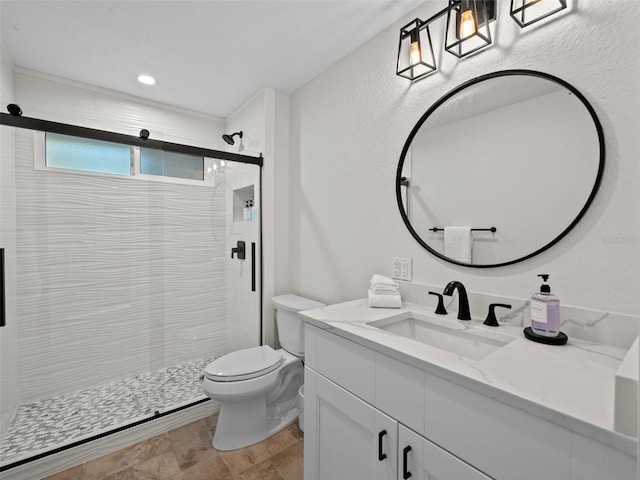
[483,303,512,327]
[428,291,448,315]
[442,281,471,321]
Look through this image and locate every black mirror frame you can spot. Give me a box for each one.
[395,69,605,268]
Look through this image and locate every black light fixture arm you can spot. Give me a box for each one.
[399,4,450,42]
[418,2,451,29]
[418,0,495,28]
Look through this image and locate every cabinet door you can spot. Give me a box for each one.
[399,425,493,480]
[304,367,397,480]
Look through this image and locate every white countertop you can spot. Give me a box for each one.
[301,298,638,456]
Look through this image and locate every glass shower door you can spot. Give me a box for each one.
[0,124,18,464]
[155,149,262,415]
[0,126,163,467]
[0,122,263,468]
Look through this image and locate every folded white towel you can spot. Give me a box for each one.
[371,287,400,296]
[370,274,399,287]
[444,226,473,263]
[368,289,402,309]
[369,282,400,295]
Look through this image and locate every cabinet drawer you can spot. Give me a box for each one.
[376,352,425,436]
[424,372,571,480]
[305,324,375,404]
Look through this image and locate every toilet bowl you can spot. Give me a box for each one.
[201,294,324,451]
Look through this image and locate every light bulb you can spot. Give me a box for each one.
[409,40,422,66]
[460,9,477,38]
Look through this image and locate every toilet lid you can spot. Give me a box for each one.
[205,345,284,382]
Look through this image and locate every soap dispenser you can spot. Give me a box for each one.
[524,274,568,345]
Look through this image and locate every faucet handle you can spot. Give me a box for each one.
[428,291,448,315]
[483,303,512,327]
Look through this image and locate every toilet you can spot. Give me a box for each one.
[201,294,324,450]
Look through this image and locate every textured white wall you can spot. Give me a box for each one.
[224,87,293,349]
[289,0,640,319]
[224,90,265,351]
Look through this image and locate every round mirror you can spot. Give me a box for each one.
[396,70,604,268]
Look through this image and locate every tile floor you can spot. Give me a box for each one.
[42,414,304,480]
[1,356,219,464]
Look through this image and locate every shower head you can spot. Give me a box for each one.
[222,131,243,146]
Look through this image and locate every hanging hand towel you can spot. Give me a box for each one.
[444,226,473,263]
[368,289,402,309]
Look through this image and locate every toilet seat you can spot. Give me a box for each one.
[205,345,284,382]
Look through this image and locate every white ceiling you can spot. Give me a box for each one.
[0,0,423,118]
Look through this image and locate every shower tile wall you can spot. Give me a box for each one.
[13,129,228,404]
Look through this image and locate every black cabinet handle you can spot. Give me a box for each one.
[402,445,412,479]
[0,248,5,327]
[377,430,387,461]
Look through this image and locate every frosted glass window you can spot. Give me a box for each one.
[140,148,204,180]
[46,133,131,176]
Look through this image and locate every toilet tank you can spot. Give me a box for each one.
[272,294,325,356]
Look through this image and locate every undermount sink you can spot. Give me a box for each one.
[366,311,515,361]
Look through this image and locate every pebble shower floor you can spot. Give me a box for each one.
[0,355,218,465]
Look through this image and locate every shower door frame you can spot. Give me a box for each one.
[0,112,264,470]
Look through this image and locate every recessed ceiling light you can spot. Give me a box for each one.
[137,74,156,85]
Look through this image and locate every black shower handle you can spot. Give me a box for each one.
[0,248,5,327]
[231,240,246,260]
[251,242,256,292]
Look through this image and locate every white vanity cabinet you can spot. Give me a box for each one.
[304,367,396,480]
[303,323,637,480]
[304,367,492,480]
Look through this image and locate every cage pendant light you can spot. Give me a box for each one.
[510,0,567,28]
[445,0,494,58]
[396,18,437,81]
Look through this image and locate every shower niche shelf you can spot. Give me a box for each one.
[233,185,256,222]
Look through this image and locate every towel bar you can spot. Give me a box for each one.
[429,227,497,233]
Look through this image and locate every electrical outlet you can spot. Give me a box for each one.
[392,257,412,281]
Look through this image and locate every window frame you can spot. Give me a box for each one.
[35,131,217,187]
